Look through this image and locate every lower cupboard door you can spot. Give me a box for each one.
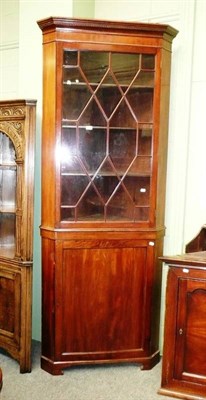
[55,242,153,361]
[174,277,206,384]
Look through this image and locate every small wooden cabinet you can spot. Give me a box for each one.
[0,100,36,373]
[38,17,177,375]
[159,226,206,400]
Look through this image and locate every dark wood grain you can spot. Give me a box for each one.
[38,17,177,375]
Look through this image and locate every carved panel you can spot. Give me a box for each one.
[0,121,24,160]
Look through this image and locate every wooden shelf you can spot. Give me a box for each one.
[0,206,16,213]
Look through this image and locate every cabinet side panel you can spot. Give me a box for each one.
[41,42,57,229]
[161,268,179,387]
[156,47,172,228]
[41,237,55,359]
[150,236,164,352]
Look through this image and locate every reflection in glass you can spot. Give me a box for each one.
[79,128,106,172]
[126,88,153,122]
[0,132,16,247]
[111,53,140,86]
[141,54,155,70]
[80,51,109,84]
[109,129,136,171]
[63,50,78,66]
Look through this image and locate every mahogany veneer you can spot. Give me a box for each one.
[38,17,177,375]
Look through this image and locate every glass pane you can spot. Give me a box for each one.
[93,174,120,202]
[61,175,90,205]
[138,125,152,155]
[80,51,109,84]
[141,54,155,69]
[109,129,136,171]
[134,207,149,221]
[126,88,153,122]
[128,157,151,176]
[0,133,15,163]
[0,213,15,246]
[107,186,134,221]
[111,53,140,86]
[63,67,86,86]
[61,207,75,221]
[79,99,107,127]
[123,176,150,206]
[0,132,16,248]
[77,186,104,220]
[61,128,83,174]
[96,85,122,118]
[63,84,91,120]
[63,50,78,66]
[79,128,106,172]
[0,168,16,209]
[133,71,154,87]
[110,100,137,128]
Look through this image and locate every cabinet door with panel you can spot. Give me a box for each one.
[41,236,161,375]
[0,100,36,373]
[159,240,206,399]
[38,17,177,375]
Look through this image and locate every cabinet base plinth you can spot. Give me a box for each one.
[158,386,206,400]
[41,351,160,376]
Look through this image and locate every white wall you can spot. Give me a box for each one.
[95,0,206,349]
[1,0,206,347]
[0,0,19,98]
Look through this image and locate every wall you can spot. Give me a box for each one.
[73,0,95,17]
[0,0,19,97]
[1,0,206,347]
[95,0,206,348]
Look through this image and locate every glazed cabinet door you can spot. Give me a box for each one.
[52,239,157,372]
[57,48,156,227]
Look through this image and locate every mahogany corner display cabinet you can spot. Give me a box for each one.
[0,99,36,373]
[37,16,178,375]
[159,225,206,400]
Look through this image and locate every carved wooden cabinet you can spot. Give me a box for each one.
[0,100,36,373]
[38,17,177,375]
[159,226,206,400]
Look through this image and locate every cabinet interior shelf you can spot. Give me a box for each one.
[63,80,154,89]
[61,172,151,177]
[0,207,16,213]
[0,163,16,168]
[61,122,153,130]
